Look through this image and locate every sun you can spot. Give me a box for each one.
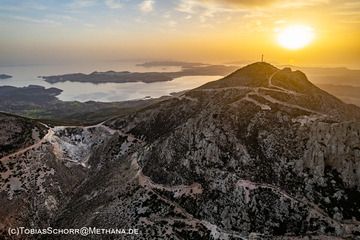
[277,25,315,50]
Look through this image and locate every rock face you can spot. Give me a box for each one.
[302,122,360,188]
[0,62,360,239]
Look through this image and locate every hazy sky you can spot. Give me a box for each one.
[0,0,359,67]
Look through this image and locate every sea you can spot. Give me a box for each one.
[0,61,222,102]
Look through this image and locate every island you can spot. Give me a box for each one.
[41,63,239,84]
[137,61,206,68]
[0,74,12,80]
[41,71,175,84]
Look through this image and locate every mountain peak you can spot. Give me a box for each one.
[199,62,279,89]
[241,61,277,70]
[198,62,320,94]
[191,62,360,121]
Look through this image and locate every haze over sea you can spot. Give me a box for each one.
[0,61,221,102]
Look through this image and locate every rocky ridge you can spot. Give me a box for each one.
[0,62,359,239]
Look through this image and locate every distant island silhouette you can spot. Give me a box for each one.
[0,74,12,80]
[41,62,238,84]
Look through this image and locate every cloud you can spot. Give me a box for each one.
[11,16,61,26]
[176,0,278,13]
[139,0,154,13]
[176,0,197,14]
[176,0,233,23]
[0,2,47,12]
[70,0,97,8]
[168,20,177,27]
[177,0,329,12]
[105,0,123,9]
[176,0,239,15]
[176,0,332,24]
[84,23,96,28]
[200,0,278,7]
[25,2,47,10]
[45,14,77,21]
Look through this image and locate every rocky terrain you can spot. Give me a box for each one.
[0,62,359,239]
[0,113,47,159]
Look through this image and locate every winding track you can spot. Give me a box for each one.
[0,71,339,238]
[0,128,53,163]
[0,67,326,164]
[133,158,248,240]
[268,70,304,96]
[190,69,327,117]
[0,122,118,164]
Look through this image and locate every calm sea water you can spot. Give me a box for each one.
[0,62,222,102]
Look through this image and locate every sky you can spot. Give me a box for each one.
[0,0,359,67]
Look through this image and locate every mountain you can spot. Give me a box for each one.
[0,62,360,239]
[278,65,360,107]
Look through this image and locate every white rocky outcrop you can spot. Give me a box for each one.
[302,122,360,188]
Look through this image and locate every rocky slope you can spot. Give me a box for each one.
[0,62,359,239]
[0,112,47,158]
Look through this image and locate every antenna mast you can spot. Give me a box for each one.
[261,54,264,62]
